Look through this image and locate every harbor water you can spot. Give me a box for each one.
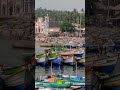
[35,42,85,79]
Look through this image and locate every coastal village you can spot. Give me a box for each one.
[35,7,85,89]
[35,14,85,49]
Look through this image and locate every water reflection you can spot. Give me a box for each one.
[35,65,85,79]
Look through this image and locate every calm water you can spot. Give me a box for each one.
[35,42,85,79]
[35,65,85,79]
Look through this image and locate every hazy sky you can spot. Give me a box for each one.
[35,0,85,11]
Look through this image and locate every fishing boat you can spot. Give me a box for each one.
[1,65,27,89]
[69,76,85,83]
[35,54,48,66]
[49,79,72,88]
[63,55,75,66]
[93,55,118,73]
[48,53,59,61]
[71,85,85,90]
[50,47,63,52]
[78,58,85,67]
[35,81,50,88]
[48,53,64,65]
[59,50,75,66]
[73,51,84,58]
[52,56,63,65]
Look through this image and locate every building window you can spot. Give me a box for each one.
[35,28,37,32]
[16,5,20,14]
[42,28,43,32]
[25,3,28,12]
[2,5,6,15]
[29,4,33,12]
[39,29,40,32]
[9,6,13,15]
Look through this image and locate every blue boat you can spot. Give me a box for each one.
[69,76,85,83]
[52,57,63,65]
[74,53,84,57]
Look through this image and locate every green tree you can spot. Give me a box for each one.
[60,22,75,33]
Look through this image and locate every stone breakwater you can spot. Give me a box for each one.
[36,36,85,47]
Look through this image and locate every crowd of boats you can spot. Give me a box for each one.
[35,74,85,90]
[35,47,85,90]
[35,47,85,67]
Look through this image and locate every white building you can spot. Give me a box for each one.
[35,14,61,35]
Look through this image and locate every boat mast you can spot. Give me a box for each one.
[51,61,53,77]
[59,64,62,79]
[76,61,78,76]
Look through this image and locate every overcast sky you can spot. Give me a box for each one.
[35,0,85,11]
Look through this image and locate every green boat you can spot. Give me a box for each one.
[69,78,85,83]
[50,80,72,88]
[36,53,59,60]
[50,82,72,88]
[48,53,59,60]
[35,81,50,87]
[36,54,46,59]
[50,47,63,51]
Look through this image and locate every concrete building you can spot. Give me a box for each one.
[0,0,34,18]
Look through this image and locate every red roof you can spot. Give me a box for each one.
[49,21,61,27]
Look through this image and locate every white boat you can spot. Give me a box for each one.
[63,55,75,66]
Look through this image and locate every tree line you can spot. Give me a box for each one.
[35,7,85,28]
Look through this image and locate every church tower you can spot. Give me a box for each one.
[44,14,49,34]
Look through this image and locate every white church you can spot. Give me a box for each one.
[35,14,61,35]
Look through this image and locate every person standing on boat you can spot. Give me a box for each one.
[45,49,51,64]
[47,49,51,56]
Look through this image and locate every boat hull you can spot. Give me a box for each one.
[63,56,75,66]
[74,53,83,57]
[93,64,116,73]
[50,83,72,88]
[52,57,63,65]
[78,62,85,67]
[66,62,76,66]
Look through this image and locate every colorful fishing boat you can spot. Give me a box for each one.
[50,47,63,52]
[52,56,63,65]
[50,79,72,88]
[48,53,59,61]
[48,53,64,65]
[69,76,85,83]
[35,54,48,66]
[36,53,63,66]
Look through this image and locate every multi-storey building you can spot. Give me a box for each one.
[0,0,34,18]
